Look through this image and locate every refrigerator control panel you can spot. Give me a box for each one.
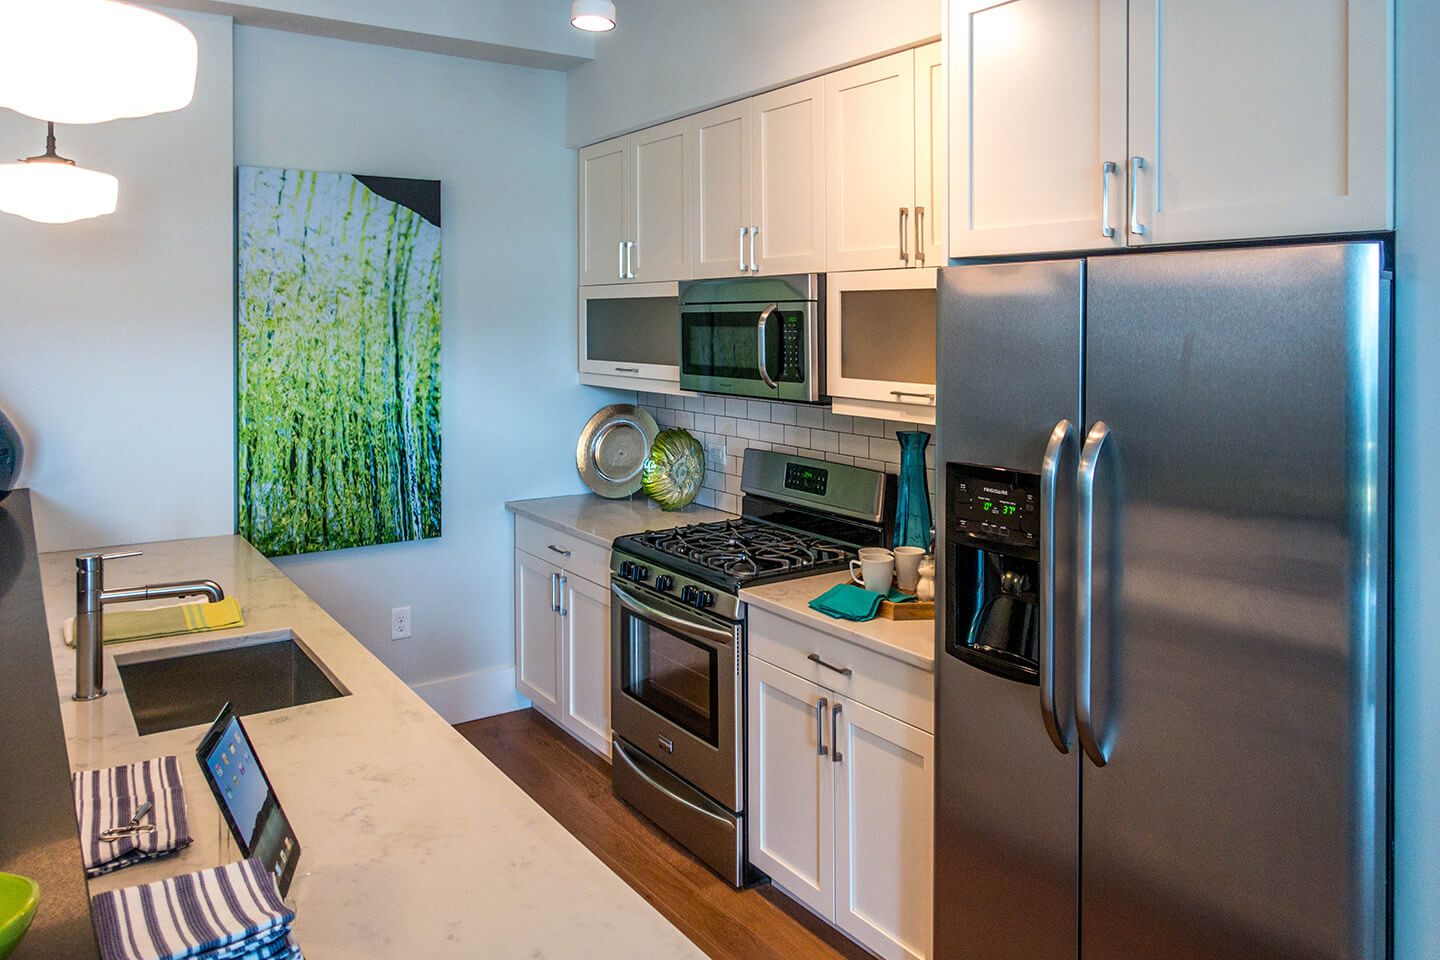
[947,464,1041,554]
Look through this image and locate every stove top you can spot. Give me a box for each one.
[622,518,853,582]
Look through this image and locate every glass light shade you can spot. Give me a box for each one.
[0,160,118,223]
[571,0,615,32]
[0,0,198,124]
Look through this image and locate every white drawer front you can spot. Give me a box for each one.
[747,607,933,734]
[514,516,611,587]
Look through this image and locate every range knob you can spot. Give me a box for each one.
[635,566,650,581]
[697,590,715,609]
[655,575,675,592]
[681,585,698,604]
[618,560,634,578]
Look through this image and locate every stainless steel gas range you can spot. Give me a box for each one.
[609,450,893,886]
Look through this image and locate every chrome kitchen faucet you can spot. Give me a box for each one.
[73,551,225,701]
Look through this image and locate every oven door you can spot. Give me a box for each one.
[610,580,742,810]
[679,301,820,402]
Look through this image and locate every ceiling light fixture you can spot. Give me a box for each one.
[571,0,616,32]
[0,0,198,125]
[0,122,118,224]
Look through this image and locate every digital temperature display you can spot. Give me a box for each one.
[784,462,829,496]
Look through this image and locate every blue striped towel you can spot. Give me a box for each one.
[74,756,193,877]
[90,858,303,960]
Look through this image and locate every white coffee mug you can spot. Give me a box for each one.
[850,549,894,592]
[893,546,925,593]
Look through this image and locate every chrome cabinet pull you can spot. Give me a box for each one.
[816,697,829,757]
[831,702,843,763]
[1129,157,1146,237]
[1039,419,1075,755]
[807,652,853,677]
[1101,161,1117,239]
[915,205,925,263]
[748,225,759,272]
[547,544,571,558]
[898,207,909,263]
[1076,421,1111,767]
[550,571,559,613]
[739,226,748,273]
[890,390,936,403]
[625,240,636,278]
[557,574,568,617]
[756,305,779,388]
[614,367,639,373]
[618,240,625,279]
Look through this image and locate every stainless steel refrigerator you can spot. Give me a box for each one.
[934,242,1390,960]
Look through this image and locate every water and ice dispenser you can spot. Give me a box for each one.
[945,463,1044,683]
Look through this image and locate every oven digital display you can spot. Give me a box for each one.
[784,462,828,496]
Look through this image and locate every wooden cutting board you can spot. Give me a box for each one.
[879,599,935,620]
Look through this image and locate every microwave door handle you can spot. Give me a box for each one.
[756,305,779,389]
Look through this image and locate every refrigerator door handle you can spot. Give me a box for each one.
[1076,420,1111,767]
[1040,419,1075,754]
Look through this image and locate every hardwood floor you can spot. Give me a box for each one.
[455,708,876,960]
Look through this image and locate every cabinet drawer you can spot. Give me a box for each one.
[748,607,933,734]
[515,516,611,587]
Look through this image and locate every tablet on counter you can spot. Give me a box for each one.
[196,703,302,895]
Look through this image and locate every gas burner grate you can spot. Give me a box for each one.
[632,519,852,582]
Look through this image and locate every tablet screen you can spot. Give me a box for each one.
[203,715,269,848]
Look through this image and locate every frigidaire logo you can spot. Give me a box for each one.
[981,485,1010,497]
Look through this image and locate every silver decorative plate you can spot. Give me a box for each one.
[576,404,659,498]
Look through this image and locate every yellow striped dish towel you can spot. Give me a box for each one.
[62,597,245,647]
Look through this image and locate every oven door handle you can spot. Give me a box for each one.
[611,581,736,649]
[756,304,779,389]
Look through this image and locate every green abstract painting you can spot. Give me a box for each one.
[236,166,441,557]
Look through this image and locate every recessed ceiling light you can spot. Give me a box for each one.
[0,123,118,224]
[571,0,616,32]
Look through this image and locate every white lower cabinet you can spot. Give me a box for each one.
[748,654,934,960]
[514,546,611,758]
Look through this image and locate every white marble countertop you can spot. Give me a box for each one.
[740,571,937,671]
[505,493,736,547]
[39,535,706,960]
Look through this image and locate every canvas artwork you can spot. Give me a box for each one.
[236,166,442,557]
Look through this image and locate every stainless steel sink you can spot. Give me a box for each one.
[115,632,348,736]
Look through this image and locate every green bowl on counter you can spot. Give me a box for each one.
[0,873,39,960]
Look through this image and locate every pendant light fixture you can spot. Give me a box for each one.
[0,122,118,224]
[0,0,198,124]
[571,0,616,32]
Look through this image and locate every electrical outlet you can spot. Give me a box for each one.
[391,606,411,640]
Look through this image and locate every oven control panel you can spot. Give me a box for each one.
[947,463,1041,555]
[612,550,738,621]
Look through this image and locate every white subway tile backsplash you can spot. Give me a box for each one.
[795,406,826,429]
[769,404,797,425]
[810,429,838,453]
[737,419,761,440]
[666,394,686,410]
[703,395,727,415]
[838,432,870,457]
[684,395,706,412]
[717,492,740,513]
[715,416,738,437]
[824,411,854,433]
[783,425,811,447]
[726,397,749,418]
[693,413,716,433]
[869,436,903,462]
[759,421,785,444]
[853,416,884,437]
[747,400,771,421]
[853,457,885,472]
[772,444,797,455]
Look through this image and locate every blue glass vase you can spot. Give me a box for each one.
[0,407,21,501]
[893,430,932,549]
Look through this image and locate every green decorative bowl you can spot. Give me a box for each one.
[642,429,706,510]
[0,873,39,960]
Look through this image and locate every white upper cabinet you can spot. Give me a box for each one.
[948,0,1392,256]
[690,101,753,278]
[630,118,690,281]
[826,50,918,271]
[826,268,938,424]
[1126,0,1393,244]
[578,137,630,285]
[750,78,827,275]
[913,42,946,267]
[948,0,1127,257]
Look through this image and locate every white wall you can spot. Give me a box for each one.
[0,8,235,552]
[1392,0,1439,956]
[563,0,940,147]
[233,26,625,719]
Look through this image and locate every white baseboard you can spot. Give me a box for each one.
[411,665,531,724]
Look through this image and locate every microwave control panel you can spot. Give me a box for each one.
[947,463,1041,554]
[779,314,804,383]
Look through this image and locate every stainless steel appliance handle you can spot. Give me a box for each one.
[551,571,559,613]
[625,240,636,279]
[748,225,759,273]
[548,544,571,558]
[1129,157,1146,236]
[756,305,779,389]
[831,702,843,763]
[611,581,735,648]
[618,240,625,279]
[557,575,568,616]
[612,740,734,826]
[1076,421,1111,767]
[1101,161,1117,239]
[816,696,829,757]
[807,652,852,677]
[899,207,909,263]
[1039,419,1073,755]
[739,226,748,273]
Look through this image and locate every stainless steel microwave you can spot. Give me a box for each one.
[678,274,825,403]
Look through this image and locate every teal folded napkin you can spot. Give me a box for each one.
[809,583,886,621]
